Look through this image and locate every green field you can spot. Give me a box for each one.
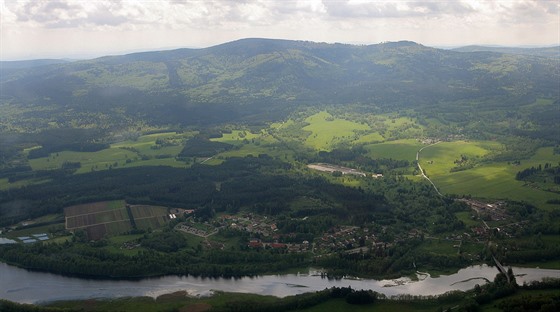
[454,211,480,228]
[419,140,501,176]
[207,131,291,165]
[204,144,273,165]
[0,177,50,190]
[29,132,189,174]
[353,132,385,144]
[422,145,560,209]
[303,111,370,150]
[211,130,261,145]
[365,139,424,161]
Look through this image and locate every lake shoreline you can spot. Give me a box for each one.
[2,262,559,305]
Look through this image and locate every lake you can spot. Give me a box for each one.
[0,262,558,304]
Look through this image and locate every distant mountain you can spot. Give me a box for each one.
[0,59,71,69]
[452,45,560,58]
[1,38,558,126]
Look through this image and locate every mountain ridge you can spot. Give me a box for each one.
[1,38,558,127]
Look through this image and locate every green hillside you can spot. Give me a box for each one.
[1,39,558,129]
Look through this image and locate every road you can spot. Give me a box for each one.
[416,142,444,197]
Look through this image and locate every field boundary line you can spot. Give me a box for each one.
[66,219,131,230]
[66,208,128,219]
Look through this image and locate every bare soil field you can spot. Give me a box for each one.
[307,163,366,177]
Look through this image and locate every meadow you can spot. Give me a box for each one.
[7,110,560,213]
[302,111,370,150]
[365,139,424,162]
[421,145,560,210]
[29,132,189,174]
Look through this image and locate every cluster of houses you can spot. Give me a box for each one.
[247,239,310,253]
[460,199,508,221]
[457,199,527,240]
[220,214,278,237]
[315,226,379,254]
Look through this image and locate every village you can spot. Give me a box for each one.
[161,195,532,261]
[0,196,531,262]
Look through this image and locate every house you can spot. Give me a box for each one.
[248,240,263,248]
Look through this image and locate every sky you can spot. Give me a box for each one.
[1,0,559,60]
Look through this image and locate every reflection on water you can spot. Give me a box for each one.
[0,262,558,304]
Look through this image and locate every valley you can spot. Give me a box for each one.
[0,39,559,311]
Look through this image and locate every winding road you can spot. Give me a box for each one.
[416,141,444,197]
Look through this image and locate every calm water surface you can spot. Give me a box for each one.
[1,262,558,304]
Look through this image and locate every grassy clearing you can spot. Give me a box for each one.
[455,211,480,228]
[205,141,292,166]
[209,232,242,250]
[179,231,205,246]
[111,132,187,166]
[419,140,501,176]
[416,239,458,255]
[0,177,50,190]
[30,149,131,173]
[108,234,144,245]
[303,111,370,150]
[426,147,560,210]
[28,132,188,174]
[104,234,146,255]
[211,130,261,145]
[353,132,384,144]
[365,139,424,161]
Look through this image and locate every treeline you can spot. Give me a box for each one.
[0,300,76,312]
[178,135,233,157]
[0,236,307,278]
[316,238,472,278]
[24,128,109,159]
[213,287,378,312]
[473,274,560,312]
[4,167,80,183]
[28,142,108,159]
[515,163,560,184]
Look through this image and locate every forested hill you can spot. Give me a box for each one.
[1,38,559,126]
[452,45,560,58]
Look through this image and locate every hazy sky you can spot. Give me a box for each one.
[1,0,559,60]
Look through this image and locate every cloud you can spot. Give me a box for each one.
[3,0,558,30]
[322,0,475,19]
[497,0,560,24]
[1,0,558,60]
